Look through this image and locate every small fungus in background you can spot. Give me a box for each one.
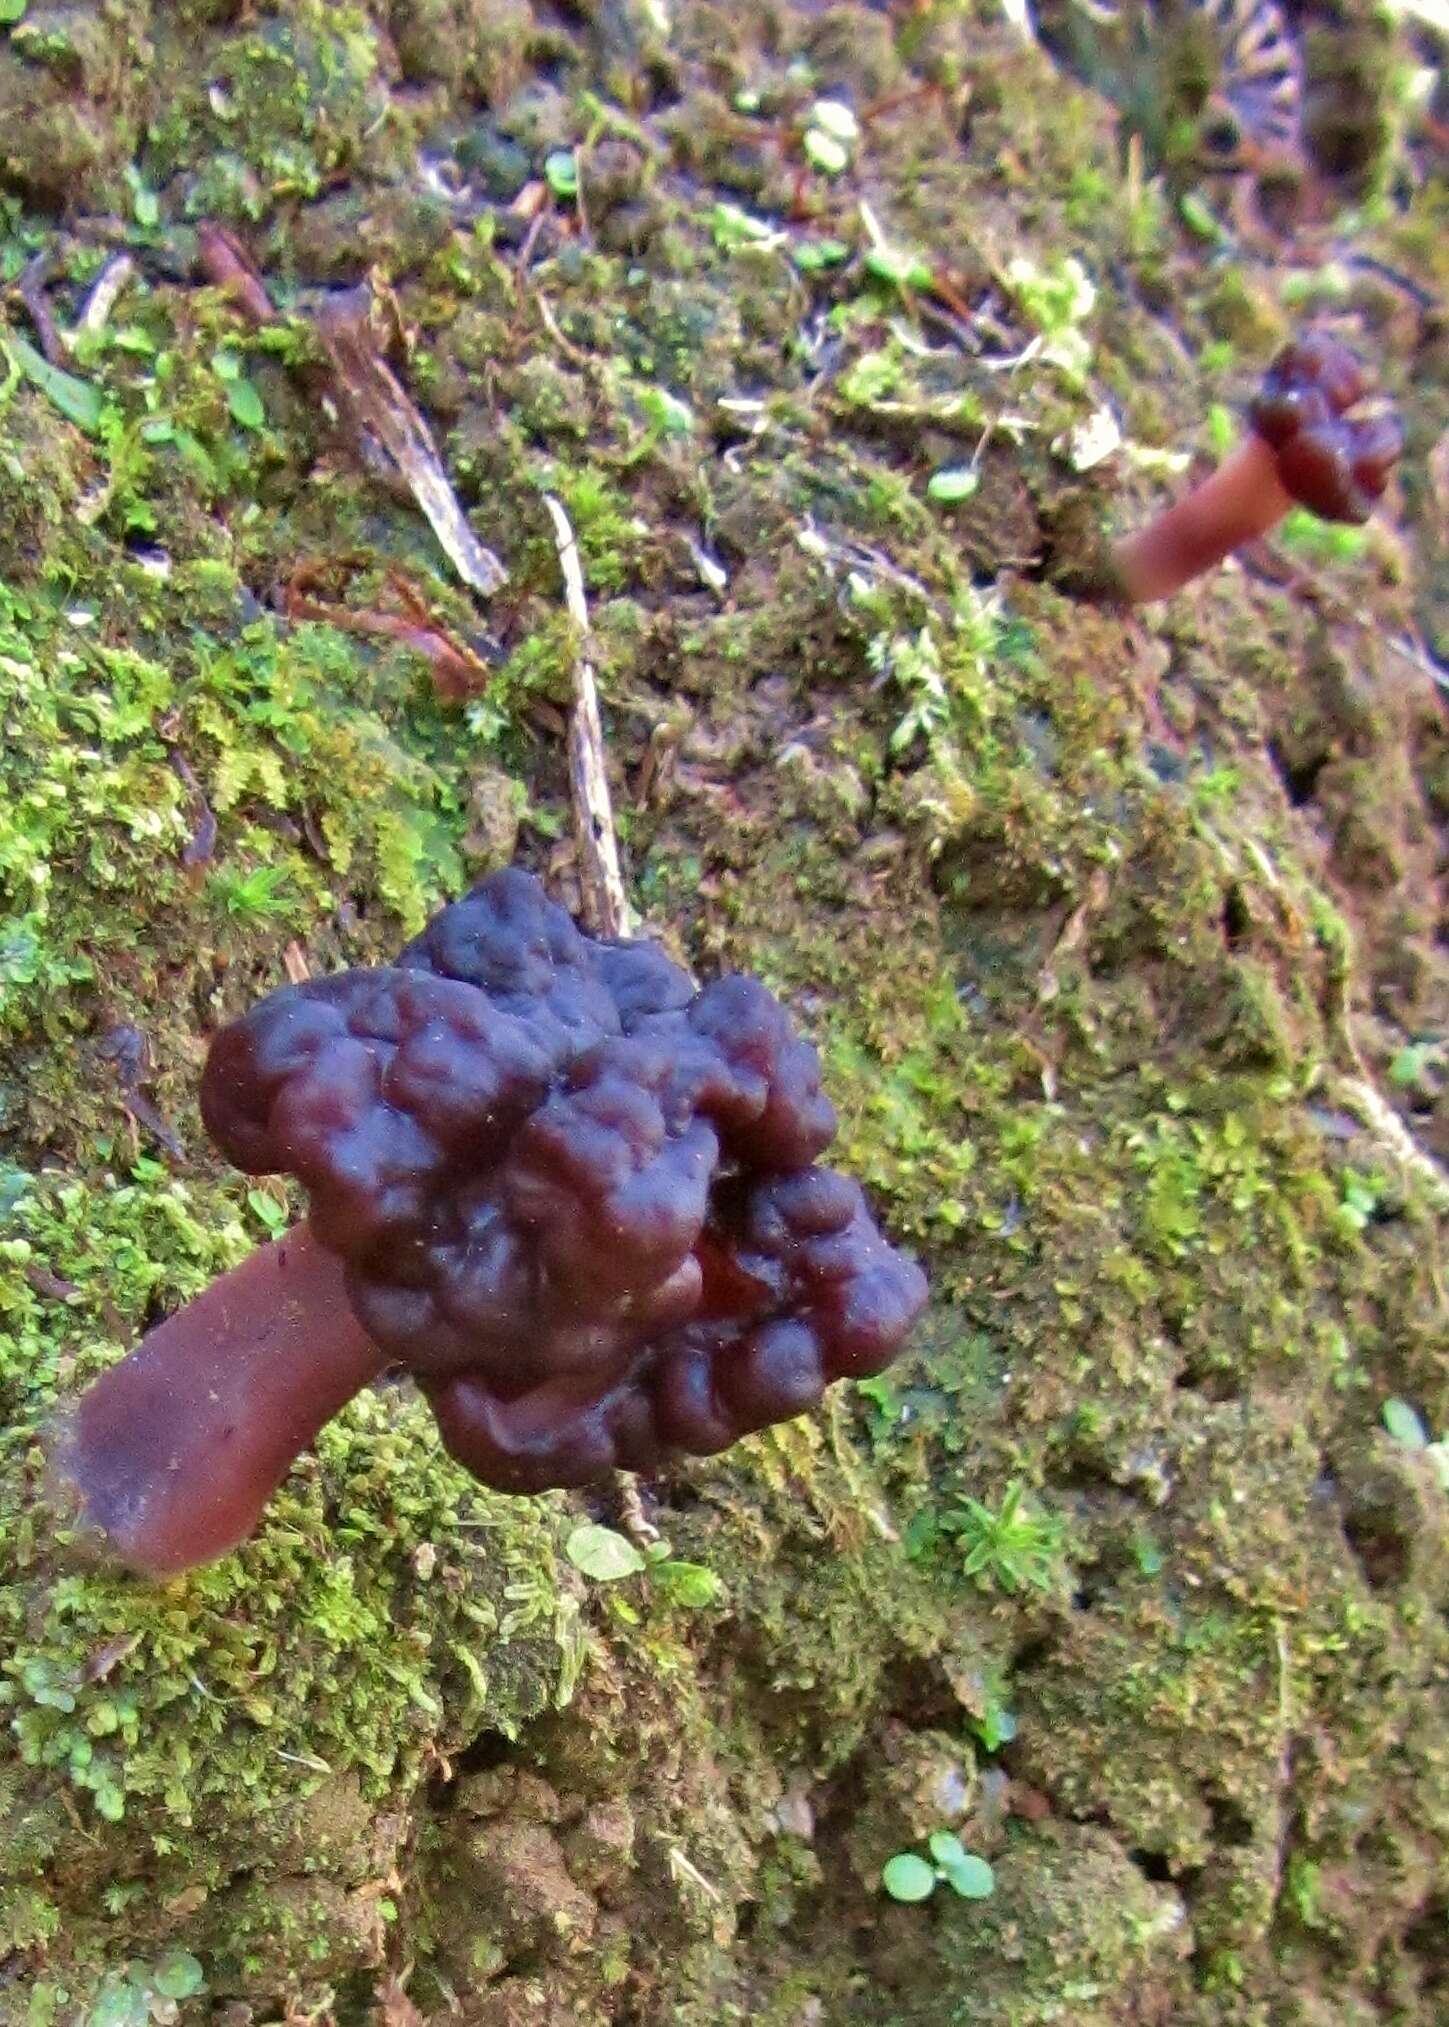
[1109,329,1403,604]
[52,872,927,1578]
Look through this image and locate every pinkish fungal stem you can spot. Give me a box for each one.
[51,1225,385,1579]
[1110,434,1296,605]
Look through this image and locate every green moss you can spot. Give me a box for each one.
[147,3,387,220]
[390,0,537,103]
[0,1171,579,1994]
[0,1,153,208]
[929,1824,1190,2025]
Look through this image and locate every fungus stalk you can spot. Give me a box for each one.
[1109,329,1402,605]
[1110,433,1295,604]
[52,1226,385,1579]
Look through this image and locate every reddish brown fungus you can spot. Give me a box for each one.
[1110,330,1403,605]
[54,873,927,1575]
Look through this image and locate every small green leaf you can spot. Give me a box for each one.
[635,383,694,438]
[227,378,265,431]
[451,1641,489,1706]
[942,1853,995,1899]
[151,1954,205,2002]
[0,0,30,24]
[803,128,850,176]
[811,99,860,143]
[711,202,782,251]
[881,1853,937,1902]
[927,466,979,505]
[1389,1042,1438,1088]
[6,334,103,433]
[93,1785,126,1823]
[88,1977,149,2027]
[1179,191,1226,242]
[1383,1397,1429,1449]
[21,1658,76,1712]
[565,1523,646,1582]
[792,238,850,273]
[975,1703,1017,1751]
[125,166,159,229]
[864,244,933,291]
[545,149,579,199]
[1133,1536,1165,1577]
[246,1188,289,1236]
[928,1830,968,1868]
[1206,402,1236,457]
[650,1560,724,1608]
[1279,505,1369,562]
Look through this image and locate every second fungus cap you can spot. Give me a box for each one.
[1248,332,1404,524]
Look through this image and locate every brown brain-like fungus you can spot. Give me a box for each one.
[55,872,927,1573]
[1247,332,1403,525]
[1109,328,1403,604]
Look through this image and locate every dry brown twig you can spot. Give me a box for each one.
[617,1476,661,1549]
[74,254,136,340]
[542,494,631,938]
[195,221,277,328]
[193,224,507,602]
[314,286,508,599]
[282,942,312,985]
[282,558,492,701]
[16,254,65,364]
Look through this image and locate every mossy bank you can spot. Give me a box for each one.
[2,2,1447,2023]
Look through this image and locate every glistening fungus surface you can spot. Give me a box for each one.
[1,3,1447,2025]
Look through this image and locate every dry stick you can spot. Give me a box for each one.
[193,228,508,603]
[617,1476,662,1550]
[543,494,631,940]
[17,253,65,367]
[73,254,136,342]
[1329,1074,1449,1220]
[315,288,508,600]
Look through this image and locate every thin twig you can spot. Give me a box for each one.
[617,1477,661,1549]
[73,254,136,341]
[17,254,65,366]
[543,494,630,939]
[1329,1072,1449,1218]
[532,288,593,368]
[515,200,551,275]
[195,220,276,326]
[192,228,506,598]
[316,286,508,599]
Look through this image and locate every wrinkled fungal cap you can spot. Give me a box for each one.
[200,871,927,1494]
[1248,332,1403,524]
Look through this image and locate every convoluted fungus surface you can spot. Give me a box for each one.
[1249,330,1404,524]
[201,870,925,1490]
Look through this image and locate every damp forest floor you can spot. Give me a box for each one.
[1,4,1448,2025]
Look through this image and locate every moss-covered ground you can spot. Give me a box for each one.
[2,3,1447,2022]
